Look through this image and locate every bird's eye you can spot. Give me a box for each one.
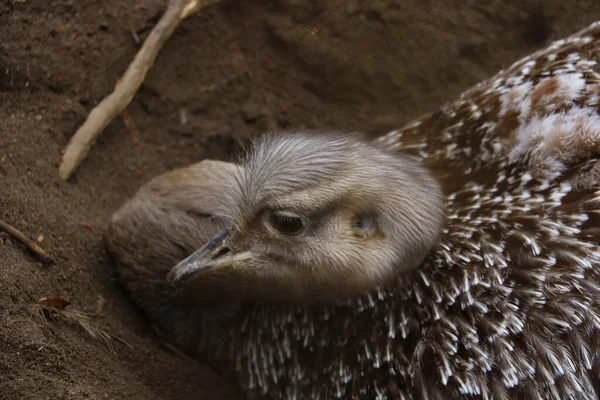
[357,214,374,230]
[355,213,376,238]
[358,215,370,230]
[267,210,307,236]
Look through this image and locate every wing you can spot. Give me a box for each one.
[377,21,600,183]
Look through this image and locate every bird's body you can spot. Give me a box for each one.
[106,22,600,399]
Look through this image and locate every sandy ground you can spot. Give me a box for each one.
[2,1,600,399]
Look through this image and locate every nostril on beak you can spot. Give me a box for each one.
[212,247,230,260]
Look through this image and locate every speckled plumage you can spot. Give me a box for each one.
[107,22,600,399]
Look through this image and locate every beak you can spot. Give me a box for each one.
[167,230,255,287]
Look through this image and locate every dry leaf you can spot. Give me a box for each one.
[37,296,71,310]
[82,224,94,232]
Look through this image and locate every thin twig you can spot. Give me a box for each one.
[128,22,141,45]
[58,0,223,180]
[0,218,54,264]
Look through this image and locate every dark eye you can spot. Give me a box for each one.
[358,215,369,230]
[267,210,307,236]
[355,213,376,237]
[357,214,373,230]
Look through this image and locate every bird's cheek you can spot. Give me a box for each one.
[232,253,267,275]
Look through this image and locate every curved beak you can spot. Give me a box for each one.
[167,230,254,287]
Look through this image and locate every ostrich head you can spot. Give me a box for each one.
[167,132,446,303]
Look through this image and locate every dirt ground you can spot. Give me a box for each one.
[2,1,600,399]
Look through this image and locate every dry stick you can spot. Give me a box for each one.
[58,0,223,181]
[0,218,55,264]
